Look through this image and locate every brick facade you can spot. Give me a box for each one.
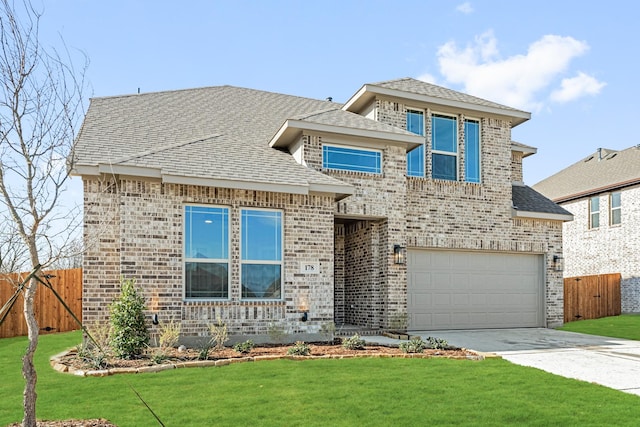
[561,185,640,312]
[83,177,337,343]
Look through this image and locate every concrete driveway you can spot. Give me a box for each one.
[370,328,640,396]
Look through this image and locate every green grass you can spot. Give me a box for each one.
[558,314,640,340]
[2,331,640,426]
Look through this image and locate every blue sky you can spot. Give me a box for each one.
[37,0,635,187]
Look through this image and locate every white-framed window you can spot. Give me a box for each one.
[406,109,425,177]
[589,196,600,229]
[464,118,481,183]
[322,144,382,174]
[431,113,458,181]
[240,208,283,300]
[184,205,230,299]
[610,192,621,225]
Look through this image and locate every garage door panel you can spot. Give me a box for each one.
[408,250,544,330]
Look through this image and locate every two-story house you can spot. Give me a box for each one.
[72,78,572,344]
[534,146,640,313]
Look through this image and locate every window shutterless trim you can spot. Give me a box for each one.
[431,113,458,181]
[589,196,600,229]
[183,204,231,301]
[322,144,382,174]
[239,208,284,301]
[610,191,621,225]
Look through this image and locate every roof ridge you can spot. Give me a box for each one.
[111,134,222,164]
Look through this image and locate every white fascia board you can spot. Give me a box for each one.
[69,164,100,176]
[511,209,574,222]
[309,182,354,196]
[161,173,309,195]
[511,143,537,157]
[270,119,423,150]
[97,164,162,178]
[347,85,531,126]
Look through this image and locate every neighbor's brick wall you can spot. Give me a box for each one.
[561,185,640,312]
[83,177,336,338]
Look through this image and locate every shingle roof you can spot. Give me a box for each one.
[512,185,573,218]
[73,86,353,194]
[343,77,531,126]
[292,108,418,137]
[533,146,640,202]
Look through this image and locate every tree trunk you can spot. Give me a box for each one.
[22,275,39,427]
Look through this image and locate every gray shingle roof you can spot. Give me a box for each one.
[512,185,572,217]
[73,86,353,193]
[374,78,527,114]
[292,108,418,137]
[533,146,640,202]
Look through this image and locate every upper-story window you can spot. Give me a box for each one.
[610,192,621,225]
[322,144,382,174]
[432,114,458,181]
[241,208,283,300]
[589,196,600,229]
[464,119,481,183]
[406,110,425,177]
[184,205,230,299]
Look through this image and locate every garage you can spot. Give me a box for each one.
[407,249,544,330]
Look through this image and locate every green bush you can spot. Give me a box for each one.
[233,340,255,354]
[342,334,366,350]
[109,278,149,359]
[426,336,449,350]
[399,337,426,354]
[287,341,311,356]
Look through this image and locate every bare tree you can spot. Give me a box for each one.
[0,1,87,425]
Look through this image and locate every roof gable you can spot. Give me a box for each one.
[343,77,531,126]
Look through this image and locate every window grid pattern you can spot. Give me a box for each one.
[241,209,283,300]
[610,192,621,225]
[431,114,458,181]
[184,205,230,299]
[322,145,382,174]
[406,110,425,177]
[589,196,600,229]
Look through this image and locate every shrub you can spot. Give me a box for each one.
[208,316,228,351]
[399,337,426,354]
[198,344,211,360]
[342,333,366,350]
[233,340,255,354]
[320,321,336,344]
[109,278,149,359]
[426,336,449,350]
[287,341,311,356]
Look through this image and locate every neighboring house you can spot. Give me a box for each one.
[72,78,572,343]
[534,146,640,312]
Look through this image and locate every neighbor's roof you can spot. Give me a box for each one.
[343,78,531,126]
[533,146,640,203]
[72,86,354,198]
[512,184,573,221]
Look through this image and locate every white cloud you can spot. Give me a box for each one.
[434,31,598,111]
[550,72,606,103]
[416,72,437,84]
[456,2,474,14]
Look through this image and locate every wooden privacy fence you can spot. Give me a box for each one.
[564,273,621,323]
[0,268,82,338]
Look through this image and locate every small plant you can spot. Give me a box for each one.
[399,337,426,354]
[320,321,336,344]
[342,333,366,350]
[151,351,168,364]
[233,340,255,354]
[287,341,311,356]
[426,336,449,350]
[267,322,287,344]
[208,316,228,351]
[75,342,108,370]
[158,320,181,349]
[198,344,211,360]
[109,278,150,359]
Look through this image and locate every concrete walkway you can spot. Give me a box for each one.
[366,328,640,396]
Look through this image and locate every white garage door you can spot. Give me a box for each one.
[407,250,544,330]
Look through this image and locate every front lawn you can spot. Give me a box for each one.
[2,331,640,426]
[558,314,640,340]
